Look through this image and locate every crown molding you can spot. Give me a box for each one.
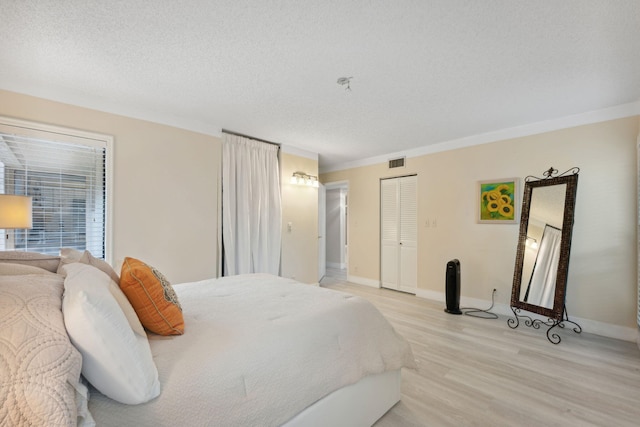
[320,101,640,174]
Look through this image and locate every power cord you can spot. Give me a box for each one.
[460,288,498,319]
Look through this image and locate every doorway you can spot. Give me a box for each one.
[322,181,348,282]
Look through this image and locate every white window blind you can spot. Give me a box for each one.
[0,118,110,258]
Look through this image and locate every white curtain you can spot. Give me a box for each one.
[222,133,282,276]
[526,225,562,308]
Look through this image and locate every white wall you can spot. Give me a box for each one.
[321,117,640,335]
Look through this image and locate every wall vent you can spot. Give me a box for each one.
[388,157,405,169]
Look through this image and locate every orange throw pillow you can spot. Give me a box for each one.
[119,257,184,335]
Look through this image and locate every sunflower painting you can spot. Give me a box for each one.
[478,179,518,224]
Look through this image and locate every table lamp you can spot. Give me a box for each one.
[0,195,33,229]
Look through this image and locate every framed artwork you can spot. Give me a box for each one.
[478,178,519,224]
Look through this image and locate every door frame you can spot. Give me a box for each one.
[324,180,349,273]
[318,183,326,282]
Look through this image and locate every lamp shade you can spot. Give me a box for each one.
[0,195,33,229]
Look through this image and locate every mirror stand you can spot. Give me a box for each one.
[508,305,582,344]
[507,167,581,344]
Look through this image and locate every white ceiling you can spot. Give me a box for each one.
[1,1,639,172]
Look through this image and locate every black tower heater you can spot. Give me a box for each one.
[444,259,462,314]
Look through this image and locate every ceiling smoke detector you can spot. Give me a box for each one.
[337,76,352,91]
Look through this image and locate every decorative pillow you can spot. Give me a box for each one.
[60,247,87,262]
[120,257,184,335]
[59,248,119,284]
[62,262,160,404]
[0,261,59,276]
[58,248,91,274]
[86,251,120,284]
[0,250,60,272]
[58,249,143,336]
[0,273,90,425]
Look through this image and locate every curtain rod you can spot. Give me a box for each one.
[221,129,280,148]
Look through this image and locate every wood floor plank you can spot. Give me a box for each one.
[320,278,640,427]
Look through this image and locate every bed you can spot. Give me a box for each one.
[0,251,415,426]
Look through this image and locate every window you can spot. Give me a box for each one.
[0,117,112,259]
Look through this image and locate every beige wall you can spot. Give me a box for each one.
[0,90,222,283]
[322,117,640,330]
[3,89,636,328]
[280,152,319,283]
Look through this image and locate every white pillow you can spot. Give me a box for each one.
[62,262,161,404]
[106,274,148,337]
[58,248,90,275]
[60,259,146,337]
[59,248,120,284]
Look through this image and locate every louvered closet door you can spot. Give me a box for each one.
[398,176,417,293]
[381,179,399,290]
[380,175,417,294]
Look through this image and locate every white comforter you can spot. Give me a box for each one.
[89,274,415,426]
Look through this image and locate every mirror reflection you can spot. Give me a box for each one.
[519,184,567,308]
[509,167,581,344]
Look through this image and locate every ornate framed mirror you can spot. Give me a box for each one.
[508,167,581,343]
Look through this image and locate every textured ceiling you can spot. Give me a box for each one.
[1,1,639,171]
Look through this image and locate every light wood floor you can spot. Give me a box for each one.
[320,276,640,427]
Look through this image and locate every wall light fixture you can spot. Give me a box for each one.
[290,172,319,187]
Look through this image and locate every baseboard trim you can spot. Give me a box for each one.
[415,289,637,342]
[327,262,346,269]
[347,275,380,288]
[572,316,637,342]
